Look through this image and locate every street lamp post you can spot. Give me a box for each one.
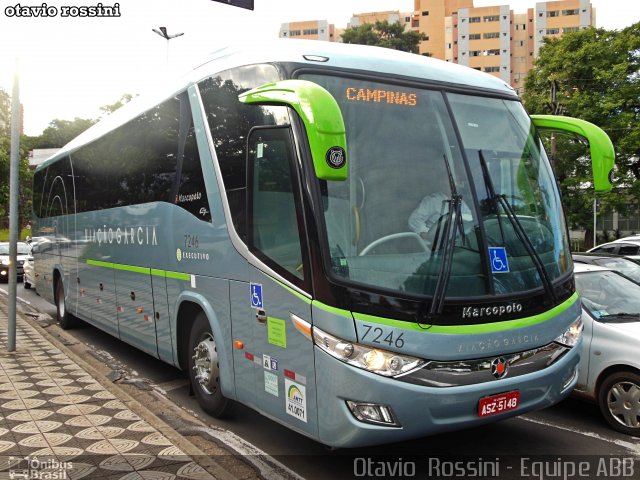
[152,27,184,69]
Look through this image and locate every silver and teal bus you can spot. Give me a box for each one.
[33,40,614,447]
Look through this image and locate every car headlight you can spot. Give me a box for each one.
[313,326,426,377]
[1,259,10,266]
[554,316,583,348]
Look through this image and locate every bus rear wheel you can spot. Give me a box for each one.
[188,313,229,418]
[55,278,76,330]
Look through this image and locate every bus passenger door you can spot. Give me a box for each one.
[115,267,158,358]
[245,127,318,437]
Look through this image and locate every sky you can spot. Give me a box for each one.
[1,0,638,136]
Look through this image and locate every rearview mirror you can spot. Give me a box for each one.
[239,80,348,181]
[531,115,615,192]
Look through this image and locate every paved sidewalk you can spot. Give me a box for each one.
[0,300,216,480]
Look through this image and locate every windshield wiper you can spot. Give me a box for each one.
[429,156,464,319]
[478,150,557,303]
[598,313,640,323]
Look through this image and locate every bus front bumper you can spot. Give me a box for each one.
[314,342,579,448]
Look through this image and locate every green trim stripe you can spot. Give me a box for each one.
[353,292,579,335]
[87,260,190,281]
[312,300,352,318]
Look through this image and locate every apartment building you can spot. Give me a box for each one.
[348,10,412,29]
[533,0,595,56]
[411,0,594,87]
[279,20,336,42]
[280,1,594,89]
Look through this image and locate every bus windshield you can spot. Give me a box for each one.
[301,74,571,299]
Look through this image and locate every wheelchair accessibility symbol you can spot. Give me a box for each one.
[250,283,264,308]
[489,247,509,273]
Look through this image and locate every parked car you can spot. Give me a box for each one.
[587,238,640,261]
[573,262,640,436]
[22,255,36,291]
[572,253,640,283]
[0,242,31,282]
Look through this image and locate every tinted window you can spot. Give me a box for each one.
[592,246,615,253]
[43,156,73,218]
[174,104,211,222]
[65,93,209,220]
[618,244,640,255]
[198,64,284,240]
[248,127,305,285]
[33,167,47,218]
[73,96,180,212]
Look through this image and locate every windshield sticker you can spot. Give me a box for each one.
[346,87,417,106]
[489,247,510,273]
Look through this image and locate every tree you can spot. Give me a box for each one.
[0,135,33,230]
[100,93,137,116]
[33,117,97,149]
[522,23,640,246]
[341,21,426,54]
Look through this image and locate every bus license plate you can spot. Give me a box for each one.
[478,390,520,417]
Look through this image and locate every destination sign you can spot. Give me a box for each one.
[346,87,417,106]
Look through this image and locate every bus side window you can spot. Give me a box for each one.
[247,127,307,287]
[173,93,211,222]
[197,64,283,242]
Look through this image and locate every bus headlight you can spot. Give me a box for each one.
[554,317,583,348]
[313,326,426,377]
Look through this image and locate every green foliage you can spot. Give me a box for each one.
[0,134,33,230]
[100,93,137,116]
[32,117,97,149]
[0,228,32,242]
[522,23,640,240]
[341,21,426,54]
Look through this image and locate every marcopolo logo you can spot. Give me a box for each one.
[462,302,523,319]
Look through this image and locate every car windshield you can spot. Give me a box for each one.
[576,270,640,321]
[591,257,640,284]
[301,74,571,300]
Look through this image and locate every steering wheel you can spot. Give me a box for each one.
[359,232,428,256]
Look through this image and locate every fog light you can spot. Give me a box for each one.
[346,401,400,427]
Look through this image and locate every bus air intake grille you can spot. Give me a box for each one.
[398,342,569,388]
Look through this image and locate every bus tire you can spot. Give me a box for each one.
[598,371,640,437]
[55,278,76,330]
[188,312,229,418]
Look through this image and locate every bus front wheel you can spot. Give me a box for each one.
[188,313,229,418]
[55,278,76,330]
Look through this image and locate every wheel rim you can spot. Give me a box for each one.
[606,381,640,429]
[192,333,219,395]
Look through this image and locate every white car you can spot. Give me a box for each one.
[587,238,640,260]
[22,255,36,291]
[573,262,640,436]
[0,242,31,282]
